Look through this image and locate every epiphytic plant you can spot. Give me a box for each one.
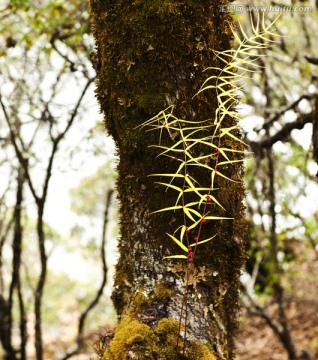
[138,13,280,355]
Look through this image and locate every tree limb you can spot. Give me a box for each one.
[59,189,114,360]
[261,94,315,131]
[0,94,41,205]
[249,112,313,153]
[305,56,318,66]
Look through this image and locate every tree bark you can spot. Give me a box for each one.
[90,1,247,359]
[313,95,318,177]
[2,167,25,360]
[267,150,297,360]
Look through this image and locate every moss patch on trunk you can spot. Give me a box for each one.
[102,316,216,360]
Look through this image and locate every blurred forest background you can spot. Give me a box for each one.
[0,0,317,360]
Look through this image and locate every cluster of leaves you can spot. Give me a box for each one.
[0,0,91,55]
[139,14,280,263]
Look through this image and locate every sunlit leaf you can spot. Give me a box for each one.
[155,182,183,193]
[217,159,244,166]
[166,233,188,252]
[163,255,187,259]
[152,205,183,214]
[204,215,233,220]
[189,234,217,247]
[183,207,196,222]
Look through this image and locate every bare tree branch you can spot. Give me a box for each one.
[0,94,41,205]
[261,94,315,131]
[250,112,313,153]
[305,56,318,65]
[267,150,297,360]
[1,74,95,360]
[34,76,95,360]
[60,189,114,360]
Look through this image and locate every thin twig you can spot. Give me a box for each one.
[59,189,114,360]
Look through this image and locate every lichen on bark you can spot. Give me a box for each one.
[89,1,247,359]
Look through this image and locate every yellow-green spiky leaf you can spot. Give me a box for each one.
[164,255,187,260]
[166,233,188,252]
[152,205,183,214]
[189,234,217,247]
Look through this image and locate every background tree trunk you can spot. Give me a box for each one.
[90,1,247,359]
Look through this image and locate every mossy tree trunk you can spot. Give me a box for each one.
[90,1,247,359]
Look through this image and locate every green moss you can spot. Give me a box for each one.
[102,316,216,360]
[113,261,174,317]
[130,292,152,314]
[188,342,217,360]
[102,315,151,359]
[156,318,180,335]
[154,284,173,300]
